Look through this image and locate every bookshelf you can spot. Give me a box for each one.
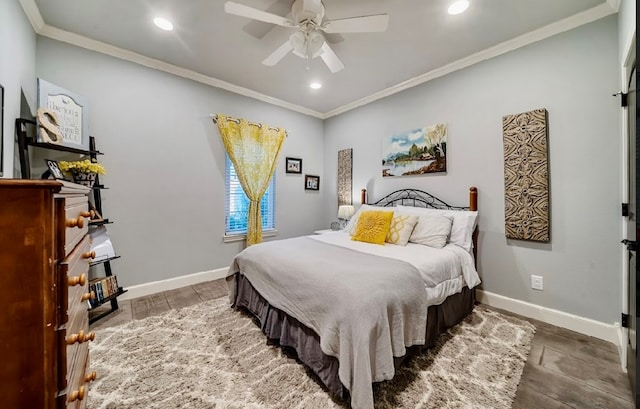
[86,136,127,323]
[16,119,127,323]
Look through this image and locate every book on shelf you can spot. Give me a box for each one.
[89,275,120,307]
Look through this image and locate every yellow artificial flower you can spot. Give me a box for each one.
[58,159,107,175]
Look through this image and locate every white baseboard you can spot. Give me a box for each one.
[118,267,228,301]
[476,290,621,347]
[618,326,628,373]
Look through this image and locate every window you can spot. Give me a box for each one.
[225,156,276,236]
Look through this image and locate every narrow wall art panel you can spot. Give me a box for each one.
[502,108,550,242]
[337,148,353,205]
[382,123,447,177]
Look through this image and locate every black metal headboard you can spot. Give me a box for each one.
[364,187,479,265]
[368,188,472,211]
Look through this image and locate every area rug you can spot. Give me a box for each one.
[89,299,535,409]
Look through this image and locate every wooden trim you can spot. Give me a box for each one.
[0,179,63,190]
[469,186,477,211]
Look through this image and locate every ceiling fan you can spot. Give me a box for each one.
[224,0,389,73]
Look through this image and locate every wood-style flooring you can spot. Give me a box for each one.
[90,280,636,408]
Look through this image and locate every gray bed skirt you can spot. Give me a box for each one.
[231,272,475,401]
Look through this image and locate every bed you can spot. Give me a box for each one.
[226,187,480,409]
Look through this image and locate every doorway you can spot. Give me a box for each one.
[626,53,637,402]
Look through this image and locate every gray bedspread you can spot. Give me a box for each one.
[227,237,430,409]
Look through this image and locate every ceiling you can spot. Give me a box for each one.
[27,0,614,118]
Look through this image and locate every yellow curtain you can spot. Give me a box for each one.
[215,114,286,246]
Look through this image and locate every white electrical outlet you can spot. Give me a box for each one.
[531,275,544,291]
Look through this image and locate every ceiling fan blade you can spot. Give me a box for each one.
[262,41,294,66]
[324,32,344,45]
[225,2,294,27]
[322,14,389,33]
[242,0,293,39]
[320,42,344,73]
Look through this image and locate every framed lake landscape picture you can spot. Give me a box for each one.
[382,123,447,177]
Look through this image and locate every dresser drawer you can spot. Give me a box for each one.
[67,236,93,324]
[59,235,94,327]
[66,314,90,385]
[66,344,91,409]
[64,197,90,257]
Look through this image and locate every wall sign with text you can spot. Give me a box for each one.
[37,78,90,151]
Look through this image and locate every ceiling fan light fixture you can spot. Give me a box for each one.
[290,31,306,57]
[290,30,325,59]
[307,30,325,58]
[153,17,174,31]
[448,0,469,15]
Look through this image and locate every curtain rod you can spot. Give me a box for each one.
[210,113,287,136]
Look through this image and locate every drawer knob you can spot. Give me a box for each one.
[84,371,97,383]
[84,331,96,342]
[82,251,96,259]
[81,291,95,301]
[68,273,87,287]
[66,216,84,228]
[80,210,94,218]
[66,330,95,345]
[68,385,85,402]
[66,332,79,345]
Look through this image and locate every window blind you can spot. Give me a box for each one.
[225,156,276,235]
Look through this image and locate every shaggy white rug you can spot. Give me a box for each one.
[89,299,535,409]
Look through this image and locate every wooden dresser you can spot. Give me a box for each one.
[0,180,97,408]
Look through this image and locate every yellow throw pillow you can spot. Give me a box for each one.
[352,210,394,245]
[385,213,419,246]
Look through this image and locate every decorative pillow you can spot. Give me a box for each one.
[397,205,478,252]
[344,205,394,235]
[385,213,419,246]
[351,210,394,245]
[409,214,454,248]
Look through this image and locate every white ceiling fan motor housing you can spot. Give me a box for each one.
[291,0,325,25]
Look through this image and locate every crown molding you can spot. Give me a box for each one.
[33,25,322,119]
[18,0,44,32]
[323,2,617,119]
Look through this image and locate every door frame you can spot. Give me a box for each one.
[620,33,636,371]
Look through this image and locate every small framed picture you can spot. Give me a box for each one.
[305,174,320,191]
[286,157,302,174]
[45,159,66,180]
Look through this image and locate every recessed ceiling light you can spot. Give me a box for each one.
[309,82,322,89]
[153,17,174,31]
[448,0,469,15]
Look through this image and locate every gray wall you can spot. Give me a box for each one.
[0,0,36,178]
[36,37,325,287]
[323,16,620,324]
[618,0,635,62]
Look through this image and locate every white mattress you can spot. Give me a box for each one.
[310,231,481,306]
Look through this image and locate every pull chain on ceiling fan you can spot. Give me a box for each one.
[224,0,389,73]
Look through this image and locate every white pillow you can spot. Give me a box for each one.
[385,213,419,246]
[344,204,395,235]
[397,205,478,252]
[409,214,453,248]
